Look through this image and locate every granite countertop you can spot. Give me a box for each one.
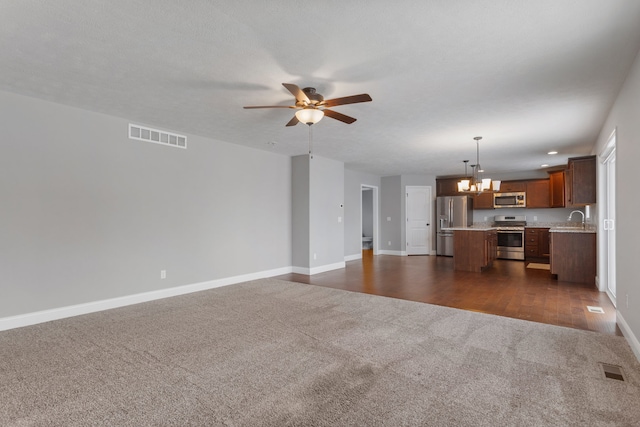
[442,226,495,231]
[443,223,597,233]
[548,226,596,233]
[528,222,597,233]
[466,222,597,234]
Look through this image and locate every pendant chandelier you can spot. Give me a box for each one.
[457,136,501,193]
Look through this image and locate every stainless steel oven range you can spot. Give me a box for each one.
[493,215,526,260]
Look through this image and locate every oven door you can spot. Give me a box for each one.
[496,230,524,260]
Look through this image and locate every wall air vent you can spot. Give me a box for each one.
[129,124,187,149]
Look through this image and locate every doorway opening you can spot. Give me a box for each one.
[361,185,379,256]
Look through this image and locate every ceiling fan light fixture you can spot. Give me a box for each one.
[295,108,324,125]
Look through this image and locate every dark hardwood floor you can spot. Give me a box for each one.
[276,250,621,336]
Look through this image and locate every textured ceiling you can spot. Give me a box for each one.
[2,0,640,177]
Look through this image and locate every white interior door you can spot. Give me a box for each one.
[406,186,432,255]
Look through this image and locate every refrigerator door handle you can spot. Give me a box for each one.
[449,199,453,228]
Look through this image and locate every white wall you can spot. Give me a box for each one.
[0,90,292,319]
[593,48,640,356]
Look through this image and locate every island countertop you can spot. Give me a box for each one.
[441,226,495,232]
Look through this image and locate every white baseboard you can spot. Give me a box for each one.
[292,261,346,276]
[617,311,640,362]
[0,266,293,332]
[344,253,362,262]
[378,250,405,256]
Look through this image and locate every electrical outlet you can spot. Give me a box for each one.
[484,216,487,221]
[387,217,391,221]
[313,253,317,260]
[388,241,391,246]
[160,270,166,279]
[533,216,538,221]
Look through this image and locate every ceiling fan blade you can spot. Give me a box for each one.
[282,83,310,104]
[243,105,295,109]
[322,94,372,108]
[285,115,299,127]
[323,109,357,124]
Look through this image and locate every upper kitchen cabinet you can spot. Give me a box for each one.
[498,181,526,192]
[548,170,566,208]
[547,155,596,208]
[436,177,463,196]
[473,192,494,209]
[567,155,596,206]
[525,179,551,208]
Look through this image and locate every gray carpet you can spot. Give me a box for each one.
[1,279,639,426]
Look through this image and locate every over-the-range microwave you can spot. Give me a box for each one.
[493,192,526,208]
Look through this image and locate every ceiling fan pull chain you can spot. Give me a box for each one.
[308,124,313,159]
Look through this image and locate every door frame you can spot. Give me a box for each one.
[361,184,379,255]
[598,128,616,304]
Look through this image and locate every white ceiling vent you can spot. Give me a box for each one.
[129,124,187,149]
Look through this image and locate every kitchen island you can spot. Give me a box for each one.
[445,227,497,272]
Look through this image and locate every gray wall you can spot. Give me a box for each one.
[380,176,402,252]
[593,48,640,349]
[344,169,380,257]
[309,155,344,268]
[291,155,310,269]
[0,90,292,318]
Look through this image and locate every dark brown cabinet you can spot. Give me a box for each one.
[525,227,550,261]
[550,231,596,284]
[547,155,596,208]
[525,179,551,208]
[548,170,566,208]
[567,155,596,206]
[498,181,526,193]
[473,192,494,209]
[454,229,497,272]
[436,177,463,196]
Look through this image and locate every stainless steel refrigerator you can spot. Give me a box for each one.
[436,195,473,256]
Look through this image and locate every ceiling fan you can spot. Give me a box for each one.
[243,83,372,126]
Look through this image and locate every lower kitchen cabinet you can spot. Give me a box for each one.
[550,231,596,284]
[454,229,497,272]
[525,227,550,262]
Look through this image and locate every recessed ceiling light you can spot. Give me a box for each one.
[541,164,549,168]
[547,151,558,155]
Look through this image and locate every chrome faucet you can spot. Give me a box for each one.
[568,210,585,228]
